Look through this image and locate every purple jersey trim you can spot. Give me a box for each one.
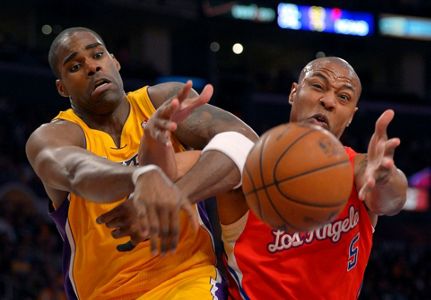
[49,199,78,300]
[197,201,227,299]
[48,199,224,300]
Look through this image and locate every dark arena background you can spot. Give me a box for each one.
[1,0,430,299]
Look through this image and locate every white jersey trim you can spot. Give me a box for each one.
[65,215,79,299]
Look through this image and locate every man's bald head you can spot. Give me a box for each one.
[298,56,362,97]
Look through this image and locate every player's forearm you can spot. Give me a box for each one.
[176,151,241,203]
[138,136,177,180]
[365,168,408,216]
[41,147,135,202]
[173,104,259,202]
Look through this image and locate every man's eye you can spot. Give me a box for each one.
[70,64,81,72]
[339,94,350,103]
[94,52,104,59]
[312,83,323,89]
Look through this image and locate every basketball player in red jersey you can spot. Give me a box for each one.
[115,56,407,300]
[216,57,407,300]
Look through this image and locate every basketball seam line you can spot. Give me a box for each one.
[256,132,270,223]
[272,127,317,181]
[277,159,351,183]
[245,159,351,208]
[260,126,315,227]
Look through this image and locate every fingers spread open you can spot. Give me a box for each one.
[375,109,394,137]
[198,84,214,104]
[96,204,124,224]
[384,138,400,158]
[105,218,127,229]
[160,98,180,119]
[111,227,130,239]
[176,80,193,102]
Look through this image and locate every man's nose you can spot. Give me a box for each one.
[87,61,101,76]
[319,94,336,110]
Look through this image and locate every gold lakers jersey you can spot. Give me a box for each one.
[49,86,222,299]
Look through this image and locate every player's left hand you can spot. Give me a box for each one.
[171,80,213,123]
[358,109,400,200]
[144,80,213,146]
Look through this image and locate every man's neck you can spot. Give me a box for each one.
[73,97,130,147]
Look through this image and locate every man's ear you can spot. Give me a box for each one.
[347,107,359,127]
[111,53,121,71]
[288,82,298,104]
[56,79,69,97]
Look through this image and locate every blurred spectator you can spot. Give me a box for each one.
[0,183,64,299]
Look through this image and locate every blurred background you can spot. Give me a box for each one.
[0,0,430,299]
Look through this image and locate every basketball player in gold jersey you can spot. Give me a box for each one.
[25,27,257,299]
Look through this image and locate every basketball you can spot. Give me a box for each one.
[242,122,353,232]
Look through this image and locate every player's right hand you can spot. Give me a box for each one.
[97,169,198,255]
[169,80,213,124]
[358,109,400,201]
[142,96,179,147]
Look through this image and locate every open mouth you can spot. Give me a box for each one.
[94,78,111,90]
[309,113,329,129]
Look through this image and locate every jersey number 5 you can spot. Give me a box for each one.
[347,233,359,271]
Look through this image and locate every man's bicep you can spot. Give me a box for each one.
[175,104,258,149]
[147,82,190,108]
[26,121,85,190]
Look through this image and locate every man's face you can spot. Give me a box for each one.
[288,59,361,139]
[55,31,125,115]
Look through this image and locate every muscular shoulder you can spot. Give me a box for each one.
[147,82,190,108]
[26,120,85,161]
[34,119,85,145]
[25,120,86,208]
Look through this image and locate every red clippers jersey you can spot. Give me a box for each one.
[222,147,373,300]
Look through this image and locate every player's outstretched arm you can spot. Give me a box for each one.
[28,120,195,255]
[148,81,259,203]
[355,109,408,216]
[176,104,258,202]
[25,120,136,207]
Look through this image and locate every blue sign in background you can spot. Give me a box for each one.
[278,3,374,36]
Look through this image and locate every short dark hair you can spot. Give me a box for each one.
[48,27,105,78]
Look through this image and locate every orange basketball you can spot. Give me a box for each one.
[242,122,353,232]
